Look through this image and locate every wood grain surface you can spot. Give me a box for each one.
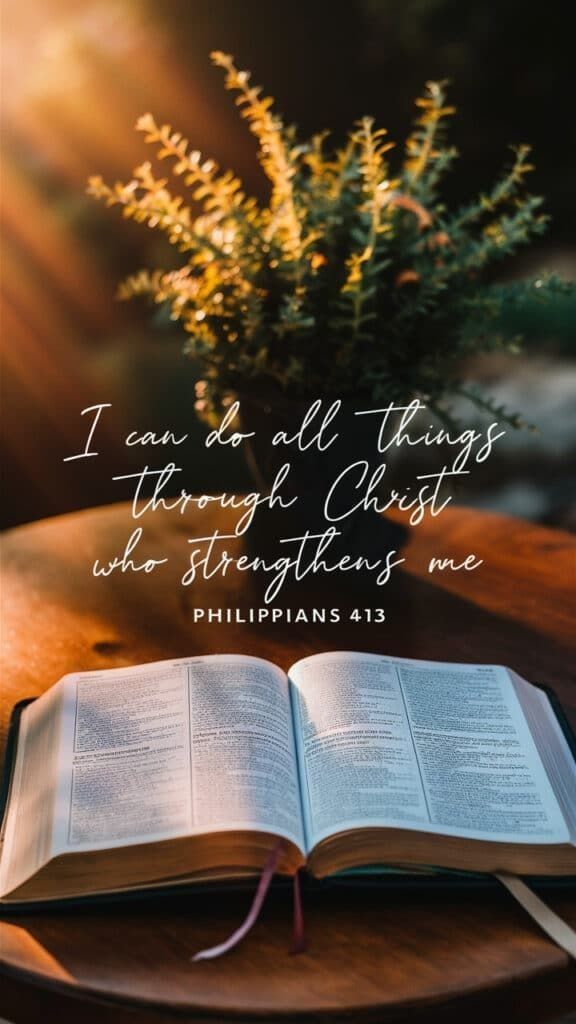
[1,502,575,1022]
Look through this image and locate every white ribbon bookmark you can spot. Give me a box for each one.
[496,873,576,960]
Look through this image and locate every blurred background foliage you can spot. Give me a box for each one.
[1,0,575,528]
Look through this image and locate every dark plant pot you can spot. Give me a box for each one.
[237,390,407,565]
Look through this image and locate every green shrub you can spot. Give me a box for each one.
[89,51,572,426]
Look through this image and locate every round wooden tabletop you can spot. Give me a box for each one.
[1,502,575,1022]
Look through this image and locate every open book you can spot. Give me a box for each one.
[1,652,575,904]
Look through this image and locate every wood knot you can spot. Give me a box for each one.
[92,641,124,656]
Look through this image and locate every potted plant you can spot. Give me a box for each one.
[88,52,570,546]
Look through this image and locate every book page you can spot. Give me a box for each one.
[289,651,570,850]
[0,683,65,897]
[49,654,305,857]
[510,670,576,843]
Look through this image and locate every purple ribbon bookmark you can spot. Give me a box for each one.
[193,840,305,961]
[291,868,306,954]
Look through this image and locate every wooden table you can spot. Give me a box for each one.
[1,502,575,1022]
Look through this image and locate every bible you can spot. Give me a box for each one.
[1,651,575,905]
